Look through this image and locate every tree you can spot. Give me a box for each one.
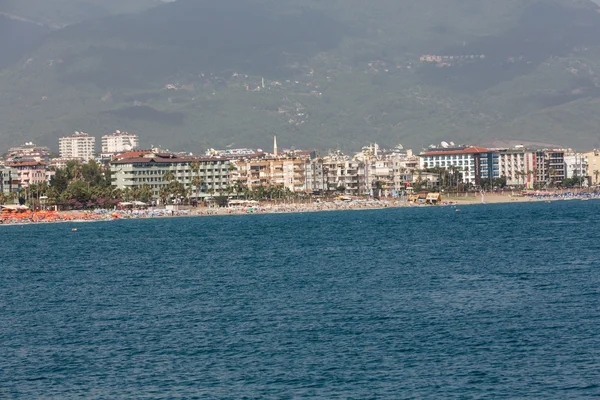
[191,175,203,202]
[139,184,153,203]
[159,186,170,205]
[548,168,557,187]
[163,171,176,183]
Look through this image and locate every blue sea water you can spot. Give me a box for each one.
[1,201,599,399]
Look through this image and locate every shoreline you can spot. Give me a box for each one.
[1,192,598,226]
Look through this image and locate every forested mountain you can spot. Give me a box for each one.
[2,0,600,152]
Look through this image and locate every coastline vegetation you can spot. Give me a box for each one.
[0,158,592,211]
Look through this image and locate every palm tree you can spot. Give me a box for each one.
[191,175,203,203]
[594,170,600,186]
[163,171,176,183]
[159,186,170,206]
[548,168,557,187]
[515,171,524,187]
[139,184,152,203]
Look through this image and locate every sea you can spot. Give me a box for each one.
[1,200,599,399]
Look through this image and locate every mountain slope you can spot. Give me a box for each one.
[2,0,600,151]
[0,14,50,69]
[0,0,162,27]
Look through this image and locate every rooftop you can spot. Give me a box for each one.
[111,152,232,165]
[420,146,489,156]
[102,131,138,138]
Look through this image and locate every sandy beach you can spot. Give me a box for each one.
[2,190,598,226]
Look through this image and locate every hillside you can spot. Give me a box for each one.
[0,14,50,68]
[0,0,161,27]
[2,0,600,152]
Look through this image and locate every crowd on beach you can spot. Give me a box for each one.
[2,191,599,226]
[521,191,600,201]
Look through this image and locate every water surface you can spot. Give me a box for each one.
[1,201,599,398]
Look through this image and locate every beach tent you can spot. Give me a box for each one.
[426,193,442,205]
[132,201,147,206]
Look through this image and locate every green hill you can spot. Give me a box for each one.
[2,0,600,152]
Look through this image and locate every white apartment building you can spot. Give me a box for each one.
[59,131,96,161]
[496,150,536,187]
[232,153,321,193]
[419,146,488,184]
[564,154,588,180]
[101,131,139,153]
[322,155,362,194]
[583,150,600,185]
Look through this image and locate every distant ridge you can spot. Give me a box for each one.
[1,0,600,152]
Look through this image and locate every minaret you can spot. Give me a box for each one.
[273,135,278,157]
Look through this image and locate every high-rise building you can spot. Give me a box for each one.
[101,131,139,153]
[59,131,96,161]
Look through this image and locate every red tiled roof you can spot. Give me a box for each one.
[420,146,489,156]
[113,150,151,159]
[7,161,46,167]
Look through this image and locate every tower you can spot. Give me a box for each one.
[273,135,278,157]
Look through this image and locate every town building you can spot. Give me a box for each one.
[110,151,232,201]
[563,154,588,181]
[535,150,565,185]
[495,149,537,188]
[101,131,139,153]
[5,142,51,163]
[419,146,489,185]
[322,152,362,194]
[48,158,75,170]
[0,166,20,196]
[6,161,55,188]
[59,131,96,161]
[232,151,321,193]
[582,150,600,185]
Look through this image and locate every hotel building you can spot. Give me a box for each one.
[110,151,231,200]
[419,146,489,185]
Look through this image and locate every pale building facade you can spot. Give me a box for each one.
[232,155,321,193]
[582,150,600,185]
[110,152,231,200]
[419,147,488,184]
[496,150,537,187]
[322,155,362,194]
[101,131,139,153]
[7,161,55,188]
[6,142,50,163]
[564,154,588,181]
[59,131,96,160]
